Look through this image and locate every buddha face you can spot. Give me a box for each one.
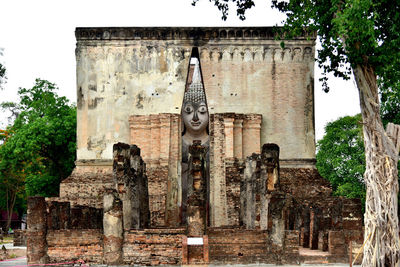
[182,101,209,135]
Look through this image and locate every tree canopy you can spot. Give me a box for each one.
[316,114,366,204]
[0,79,76,230]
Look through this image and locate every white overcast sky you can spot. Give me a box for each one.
[0,0,360,140]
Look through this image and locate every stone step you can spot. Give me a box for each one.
[299,247,350,265]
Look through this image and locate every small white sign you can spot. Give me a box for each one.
[187,237,203,245]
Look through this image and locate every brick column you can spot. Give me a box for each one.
[159,114,171,166]
[209,114,228,227]
[142,116,151,161]
[150,114,161,167]
[129,115,151,161]
[233,118,243,159]
[223,117,234,158]
[129,116,140,146]
[242,114,261,157]
[27,196,48,264]
[203,235,209,263]
[182,236,188,264]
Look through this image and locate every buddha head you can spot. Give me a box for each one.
[182,84,209,136]
[182,58,209,143]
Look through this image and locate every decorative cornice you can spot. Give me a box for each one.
[280,158,316,169]
[75,159,112,166]
[75,27,316,41]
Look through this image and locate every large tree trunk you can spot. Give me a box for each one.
[353,64,400,267]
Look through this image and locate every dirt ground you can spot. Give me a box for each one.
[6,248,26,258]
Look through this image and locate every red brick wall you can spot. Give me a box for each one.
[123,229,185,265]
[208,228,270,264]
[225,159,242,227]
[47,229,103,263]
[207,228,300,264]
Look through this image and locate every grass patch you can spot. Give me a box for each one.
[8,253,17,259]
[0,236,13,244]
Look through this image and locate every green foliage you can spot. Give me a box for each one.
[192,0,255,20]
[317,113,400,210]
[193,0,400,93]
[380,77,400,127]
[316,114,366,205]
[0,79,76,201]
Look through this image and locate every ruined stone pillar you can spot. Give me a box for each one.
[130,145,150,229]
[269,192,286,250]
[27,196,49,264]
[113,142,149,230]
[103,190,123,265]
[187,141,207,236]
[166,114,181,227]
[240,154,259,229]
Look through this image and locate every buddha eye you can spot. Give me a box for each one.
[198,106,207,114]
[185,106,193,113]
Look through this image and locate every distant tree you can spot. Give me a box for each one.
[0,129,25,231]
[0,79,76,230]
[0,48,6,90]
[316,115,366,206]
[193,0,400,264]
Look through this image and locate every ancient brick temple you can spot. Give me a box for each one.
[27,27,363,265]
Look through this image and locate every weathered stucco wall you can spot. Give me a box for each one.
[75,27,315,161]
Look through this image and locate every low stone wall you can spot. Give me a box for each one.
[123,228,185,265]
[208,228,299,264]
[47,229,103,263]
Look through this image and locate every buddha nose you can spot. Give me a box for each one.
[192,112,199,122]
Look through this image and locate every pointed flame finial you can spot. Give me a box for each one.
[191,57,201,84]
